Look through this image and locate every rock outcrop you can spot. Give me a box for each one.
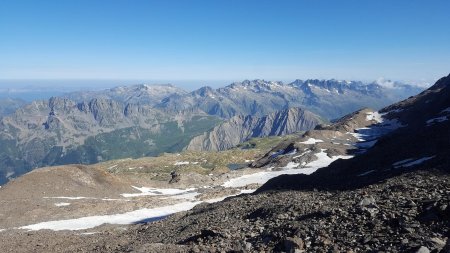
[185,107,323,151]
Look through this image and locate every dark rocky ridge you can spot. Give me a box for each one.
[185,107,323,151]
[259,74,450,192]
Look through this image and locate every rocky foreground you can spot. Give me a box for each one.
[0,169,448,253]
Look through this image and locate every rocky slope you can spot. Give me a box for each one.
[259,73,450,192]
[0,98,26,117]
[0,75,447,252]
[157,79,423,120]
[0,97,221,185]
[185,107,323,151]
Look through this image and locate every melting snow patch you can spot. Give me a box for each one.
[121,186,196,198]
[305,149,353,168]
[365,111,383,123]
[222,149,352,188]
[20,201,202,231]
[174,161,190,166]
[392,158,415,167]
[441,107,450,114]
[44,197,94,200]
[281,162,300,169]
[393,156,435,168]
[205,189,256,203]
[299,138,324,145]
[54,202,70,207]
[292,150,311,159]
[356,140,378,149]
[357,170,376,177]
[426,116,448,126]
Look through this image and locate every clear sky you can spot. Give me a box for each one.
[0,0,449,86]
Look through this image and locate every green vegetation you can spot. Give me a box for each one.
[52,116,222,165]
[94,133,297,181]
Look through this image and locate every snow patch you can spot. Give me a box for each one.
[299,138,324,145]
[365,111,383,123]
[20,201,202,231]
[205,189,256,203]
[440,107,450,114]
[393,156,435,168]
[174,161,190,166]
[281,162,300,169]
[44,197,93,200]
[54,202,70,207]
[121,186,196,198]
[357,170,376,177]
[426,116,448,126]
[392,158,415,167]
[222,149,352,188]
[305,149,353,168]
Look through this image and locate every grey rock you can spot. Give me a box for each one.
[186,107,322,151]
[416,246,430,253]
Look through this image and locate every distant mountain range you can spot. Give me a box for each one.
[156,79,423,120]
[186,107,323,151]
[0,97,221,184]
[0,78,424,184]
[61,78,423,120]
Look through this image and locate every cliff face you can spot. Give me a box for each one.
[185,107,323,151]
[0,96,221,185]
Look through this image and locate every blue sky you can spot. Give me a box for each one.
[0,0,449,87]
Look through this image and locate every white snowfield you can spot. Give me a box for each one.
[299,138,324,144]
[393,156,436,168]
[222,149,352,188]
[121,186,196,198]
[20,201,202,231]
